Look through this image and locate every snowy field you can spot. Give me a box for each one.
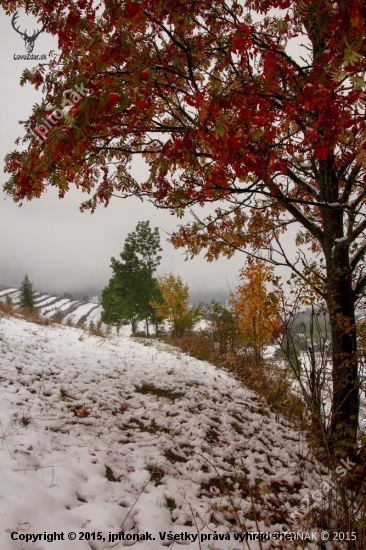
[0,288,103,328]
[0,314,332,550]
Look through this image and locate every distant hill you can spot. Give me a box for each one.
[0,286,102,327]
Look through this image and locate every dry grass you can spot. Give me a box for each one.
[88,324,107,338]
[161,330,306,429]
[0,301,55,327]
[160,331,366,547]
[0,300,108,338]
[135,383,184,401]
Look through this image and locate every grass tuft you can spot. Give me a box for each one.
[147,465,164,486]
[135,383,184,400]
[105,466,120,482]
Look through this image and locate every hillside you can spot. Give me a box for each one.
[0,314,330,549]
[0,287,102,328]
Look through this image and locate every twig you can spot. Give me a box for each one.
[37,371,45,398]
[49,465,55,488]
[120,465,161,531]
[87,414,116,451]
[0,426,24,439]
[241,462,263,550]
[0,421,15,459]
[193,451,249,550]
[184,497,202,550]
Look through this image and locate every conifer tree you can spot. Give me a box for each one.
[101,221,162,335]
[19,274,35,312]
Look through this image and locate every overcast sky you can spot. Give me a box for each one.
[0,8,294,302]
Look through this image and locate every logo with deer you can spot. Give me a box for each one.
[11,11,47,55]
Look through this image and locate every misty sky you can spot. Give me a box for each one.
[0,8,294,302]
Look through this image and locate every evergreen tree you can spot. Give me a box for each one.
[19,274,35,312]
[101,221,162,335]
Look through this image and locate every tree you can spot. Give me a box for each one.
[101,221,162,334]
[201,300,241,359]
[101,275,132,334]
[19,274,35,312]
[151,273,200,338]
[230,261,280,365]
[63,292,73,300]
[2,0,365,449]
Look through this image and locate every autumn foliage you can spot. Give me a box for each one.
[230,261,280,364]
[150,273,200,338]
[1,0,366,448]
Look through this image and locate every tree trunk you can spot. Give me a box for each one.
[326,274,359,450]
[320,167,359,451]
[252,315,261,367]
[323,223,359,450]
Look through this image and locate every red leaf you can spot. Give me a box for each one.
[69,105,78,116]
[184,95,195,107]
[315,146,329,160]
[232,36,248,53]
[108,93,121,102]
[271,160,281,171]
[126,1,140,16]
[136,100,150,109]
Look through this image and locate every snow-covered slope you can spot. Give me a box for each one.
[0,286,103,329]
[0,315,323,550]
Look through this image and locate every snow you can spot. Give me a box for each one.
[34,296,60,307]
[57,300,79,311]
[86,306,103,325]
[1,291,21,303]
[262,345,277,359]
[63,304,100,324]
[0,289,17,297]
[0,315,328,549]
[42,299,72,316]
